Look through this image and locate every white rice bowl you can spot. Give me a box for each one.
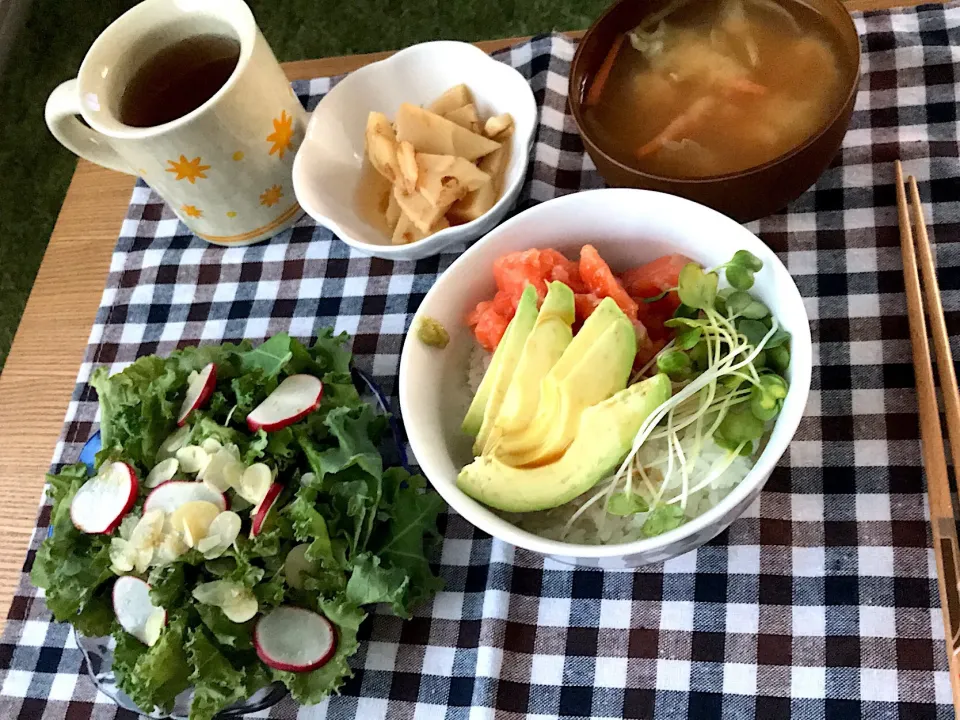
[398,189,811,568]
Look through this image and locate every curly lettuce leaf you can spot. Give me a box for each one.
[113,615,192,715]
[196,605,254,651]
[346,553,409,616]
[71,585,115,637]
[307,405,384,481]
[148,563,188,608]
[239,333,292,378]
[90,356,180,469]
[309,328,353,375]
[367,470,445,615]
[31,464,114,625]
[285,491,347,596]
[186,627,248,720]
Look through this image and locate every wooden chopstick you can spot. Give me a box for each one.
[909,176,960,469]
[895,160,960,717]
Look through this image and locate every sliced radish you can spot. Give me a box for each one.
[70,462,138,534]
[177,363,217,426]
[254,606,337,672]
[250,483,283,538]
[113,576,166,646]
[145,458,179,488]
[246,375,323,432]
[144,481,227,515]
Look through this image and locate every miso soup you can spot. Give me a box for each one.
[582,0,851,178]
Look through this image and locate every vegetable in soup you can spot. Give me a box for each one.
[582,0,849,178]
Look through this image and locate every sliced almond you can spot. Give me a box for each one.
[175,446,209,474]
[170,500,221,548]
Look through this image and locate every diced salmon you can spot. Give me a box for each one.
[469,302,511,352]
[470,247,689,351]
[579,244,638,321]
[620,253,692,298]
[493,249,549,300]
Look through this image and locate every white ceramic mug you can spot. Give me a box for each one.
[45,0,306,246]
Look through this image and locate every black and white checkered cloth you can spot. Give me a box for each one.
[4,4,960,717]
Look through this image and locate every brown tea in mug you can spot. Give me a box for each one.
[118,34,241,127]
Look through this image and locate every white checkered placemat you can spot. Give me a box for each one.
[4,6,960,717]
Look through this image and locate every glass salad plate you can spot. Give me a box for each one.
[62,366,409,718]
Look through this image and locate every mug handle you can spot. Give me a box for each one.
[45,79,135,175]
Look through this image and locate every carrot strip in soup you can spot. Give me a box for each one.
[723,76,767,97]
[585,34,625,107]
[636,95,717,158]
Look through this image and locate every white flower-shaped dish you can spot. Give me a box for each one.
[292,41,538,261]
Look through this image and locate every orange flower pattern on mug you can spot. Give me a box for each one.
[266,110,294,158]
[260,185,284,207]
[181,204,203,218]
[166,155,210,184]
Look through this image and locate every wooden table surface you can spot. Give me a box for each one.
[0,0,941,634]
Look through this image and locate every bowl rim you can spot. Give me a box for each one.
[567,0,863,186]
[291,40,538,257]
[399,188,812,559]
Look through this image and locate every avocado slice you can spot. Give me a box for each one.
[494,281,575,435]
[457,373,672,512]
[491,300,637,466]
[461,285,539,444]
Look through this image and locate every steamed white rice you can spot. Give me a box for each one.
[467,345,492,395]
[502,429,754,545]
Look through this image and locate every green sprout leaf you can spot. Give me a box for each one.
[731,250,763,272]
[673,303,700,320]
[749,374,788,422]
[737,318,769,347]
[763,327,791,349]
[688,340,709,371]
[643,290,670,303]
[675,326,703,350]
[716,403,765,449]
[768,345,791,373]
[607,492,649,516]
[725,291,769,320]
[677,263,718,310]
[664,317,704,329]
[726,265,755,291]
[657,350,691,376]
[641,504,685,538]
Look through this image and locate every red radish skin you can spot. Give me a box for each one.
[254,606,337,672]
[70,462,138,534]
[246,375,323,432]
[250,483,283,538]
[144,481,228,515]
[113,576,166,645]
[177,363,217,426]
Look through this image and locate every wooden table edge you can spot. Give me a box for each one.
[0,0,940,636]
